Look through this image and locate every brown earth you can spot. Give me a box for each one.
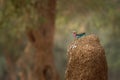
[65,34,108,80]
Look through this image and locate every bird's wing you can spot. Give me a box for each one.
[76,33,85,37]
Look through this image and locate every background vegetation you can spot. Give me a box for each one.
[0,0,120,80]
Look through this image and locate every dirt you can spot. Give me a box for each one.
[65,34,108,80]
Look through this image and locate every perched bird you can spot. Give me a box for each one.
[72,31,86,38]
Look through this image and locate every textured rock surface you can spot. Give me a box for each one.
[65,34,108,80]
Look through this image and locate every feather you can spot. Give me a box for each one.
[76,33,86,38]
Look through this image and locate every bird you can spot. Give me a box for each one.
[72,31,86,38]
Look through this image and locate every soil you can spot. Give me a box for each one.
[65,34,108,80]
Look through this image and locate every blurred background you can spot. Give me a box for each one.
[0,0,120,80]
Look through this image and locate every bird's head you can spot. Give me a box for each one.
[72,31,77,38]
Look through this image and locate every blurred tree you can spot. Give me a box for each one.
[26,0,59,80]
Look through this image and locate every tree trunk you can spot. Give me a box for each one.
[16,42,33,80]
[26,0,59,80]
